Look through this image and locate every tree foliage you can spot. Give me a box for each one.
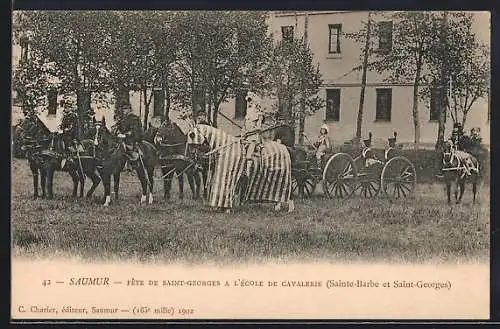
[170,11,272,126]
[346,11,489,146]
[264,38,324,127]
[422,12,490,127]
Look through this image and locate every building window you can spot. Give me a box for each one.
[234,89,248,118]
[153,88,164,117]
[378,21,393,54]
[47,88,57,115]
[375,88,392,121]
[281,26,294,42]
[325,89,341,121]
[328,24,342,54]
[429,87,444,122]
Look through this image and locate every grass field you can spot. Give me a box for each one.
[11,158,490,265]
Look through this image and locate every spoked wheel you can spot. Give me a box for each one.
[380,156,417,199]
[291,170,300,195]
[353,156,382,198]
[322,153,357,199]
[291,170,317,198]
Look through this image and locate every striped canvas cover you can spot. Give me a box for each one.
[190,124,292,209]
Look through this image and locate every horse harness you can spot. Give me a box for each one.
[442,149,478,179]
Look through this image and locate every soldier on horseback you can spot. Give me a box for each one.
[114,102,144,162]
[241,91,264,177]
[59,109,85,161]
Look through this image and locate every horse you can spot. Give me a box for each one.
[14,114,85,199]
[15,115,51,199]
[153,120,209,200]
[93,118,159,206]
[46,131,102,199]
[186,123,294,213]
[442,140,480,205]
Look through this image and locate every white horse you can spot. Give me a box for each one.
[186,123,295,214]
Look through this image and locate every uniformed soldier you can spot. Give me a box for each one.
[241,91,265,176]
[115,102,144,161]
[449,122,466,151]
[59,109,84,157]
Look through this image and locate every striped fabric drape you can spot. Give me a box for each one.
[189,124,292,209]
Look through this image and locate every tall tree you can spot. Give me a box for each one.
[14,11,115,136]
[422,12,490,147]
[347,12,442,145]
[297,12,309,145]
[355,11,372,143]
[170,11,271,127]
[265,37,324,141]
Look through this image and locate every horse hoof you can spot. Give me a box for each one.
[225,209,231,214]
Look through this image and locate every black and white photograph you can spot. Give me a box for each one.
[10,9,491,320]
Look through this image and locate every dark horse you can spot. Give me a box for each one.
[47,131,102,199]
[15,114,90,199]
[93,118,159,206]
[152,120,209,200]
[442,140,480,204]
[15,115,51,199]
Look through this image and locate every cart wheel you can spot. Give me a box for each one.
[380,156,417,199]
[322,153,357,199]
[291,170,316,198]
[291,174,299,195]
[353,156,382,198]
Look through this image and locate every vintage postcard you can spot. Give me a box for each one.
[11,9,491,321]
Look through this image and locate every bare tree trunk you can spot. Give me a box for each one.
[356,11,372,143]
[76,89,91,139]
[142,88,152,130]
[164,71,170,120]
[212,100,218,128]
[412,59,422,147]
[114,87,130,112]
[298,12,309,145]
[435,11,448,151]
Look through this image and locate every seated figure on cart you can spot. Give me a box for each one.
[361,132,381,167]
[241,91,264,177]
[313,124,332,167]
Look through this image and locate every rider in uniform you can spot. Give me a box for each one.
[241,91,264,177]
[115,102,144,162]
[59,109,85,157]
[313,124,331,167]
